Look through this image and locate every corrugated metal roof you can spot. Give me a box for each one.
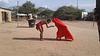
[0,7,12,11]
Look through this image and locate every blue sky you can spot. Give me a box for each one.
[0,0,96,12]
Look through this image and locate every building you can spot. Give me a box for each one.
[0,7,12,23]
[16,13,37,21]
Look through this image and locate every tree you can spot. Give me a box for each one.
[19,1,35,13]
[53,6,84,20]
[39,9,54,17]
[37,7,54,19]
[18,1,35,16]
[37,7,46,13]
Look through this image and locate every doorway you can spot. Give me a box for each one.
[2,11,8,22]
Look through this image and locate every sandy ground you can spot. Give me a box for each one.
[0,20,100,56]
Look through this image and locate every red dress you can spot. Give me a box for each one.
[36,21,45,31]
[52,18,74,41]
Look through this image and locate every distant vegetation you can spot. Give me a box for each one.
[53,6,85,20]
[12,1,95,21]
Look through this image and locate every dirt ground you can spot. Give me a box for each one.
[0,20,100,56]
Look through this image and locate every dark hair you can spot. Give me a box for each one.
[47,19,51,23]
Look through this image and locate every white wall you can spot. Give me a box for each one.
[0,8,12,23]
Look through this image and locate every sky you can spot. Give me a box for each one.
[0,0,96,12]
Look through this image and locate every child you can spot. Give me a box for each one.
[36,19,52,40]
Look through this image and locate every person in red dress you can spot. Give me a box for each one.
[52,18,74,41]
[36,19,52,40]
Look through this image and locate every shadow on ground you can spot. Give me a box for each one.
[13,37,69,41]
[17,26,31,28]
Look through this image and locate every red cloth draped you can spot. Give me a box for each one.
[52,18,74,41]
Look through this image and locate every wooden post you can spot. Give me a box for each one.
[96,0,100,41]
[0,11,2,23]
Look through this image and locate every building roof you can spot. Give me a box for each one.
[0,7,12,11]
[17,13,33,16]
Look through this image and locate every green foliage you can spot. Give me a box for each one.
[37,7,46,13]
[39,9,54,17]
[53,6,84,20]
[12,1,86,20]
[18,1,35,14]
[37,8,54,19]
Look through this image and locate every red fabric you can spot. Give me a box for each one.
[52,18,74,41]
[36,21,44,31]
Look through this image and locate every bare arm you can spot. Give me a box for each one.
[45,23,49,28]
[45,23,54,28]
